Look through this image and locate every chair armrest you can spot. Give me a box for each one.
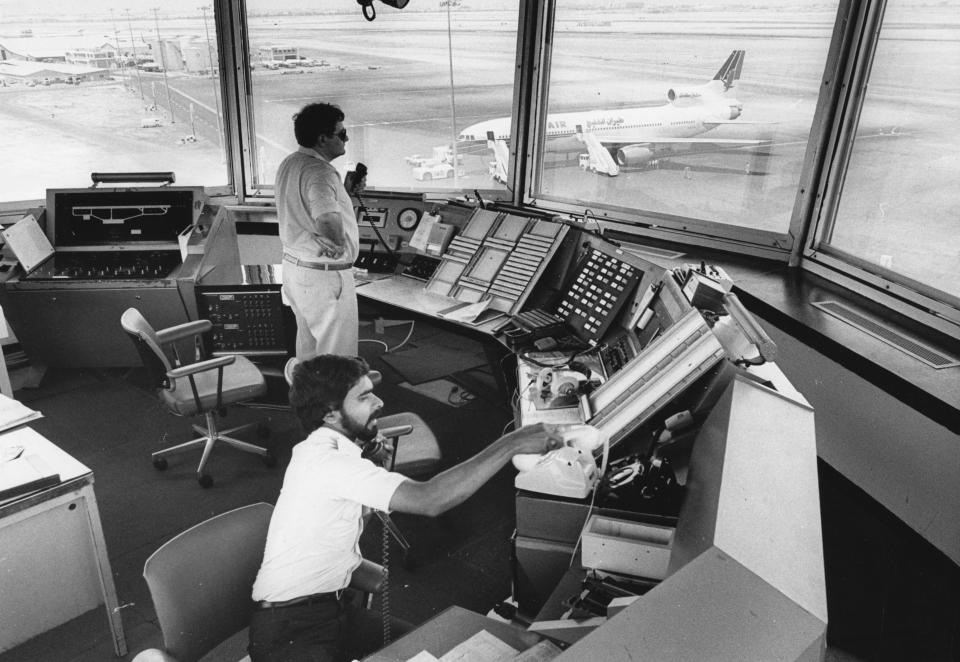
[380,424,413,440]
[350,558,386,594]
[167,355,235,379]
[154,319,212,345]
[131,649,180,662]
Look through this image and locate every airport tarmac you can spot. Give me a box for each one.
[1,10,955,297]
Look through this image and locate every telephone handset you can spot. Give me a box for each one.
[512,425,609,499]
[345,162,367,195]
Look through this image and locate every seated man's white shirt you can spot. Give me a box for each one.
[252,427,407,602]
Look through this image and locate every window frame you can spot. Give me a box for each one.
[800,0,960,335]
[516,0,844,263]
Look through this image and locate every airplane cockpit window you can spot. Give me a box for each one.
[0,2,230,204]
[241,0,519,198]
[529,1,838,245]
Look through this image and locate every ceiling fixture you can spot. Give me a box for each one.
[357,0,409,21]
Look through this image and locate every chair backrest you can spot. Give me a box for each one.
[121,308,173,389]
[143,502,274,662]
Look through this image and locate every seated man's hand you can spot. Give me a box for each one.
[501,423,564,455]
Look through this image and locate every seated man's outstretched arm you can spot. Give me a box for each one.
[388,423,561,517]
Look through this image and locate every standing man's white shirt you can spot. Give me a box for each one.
[252,426,407,602]
[276,146,360,359]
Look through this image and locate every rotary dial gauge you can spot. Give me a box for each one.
[397,207,421,231]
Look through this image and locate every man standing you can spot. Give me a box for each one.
[276,103,364,359]
[248,355,563,662]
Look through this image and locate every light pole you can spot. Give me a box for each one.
[109,9,127,91]
[124,9,144,99]
[152,7,176,123]
[446,0,460,187]
[198,5,223,148]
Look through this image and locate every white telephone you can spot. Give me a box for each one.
[512,425,609,499]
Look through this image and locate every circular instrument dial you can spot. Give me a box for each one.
[397,207,421,231]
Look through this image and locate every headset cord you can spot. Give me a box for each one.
[380,511,392,646]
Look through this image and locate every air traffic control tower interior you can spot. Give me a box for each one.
[0,1,957,661]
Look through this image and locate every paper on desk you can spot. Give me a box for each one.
[407,651,440,662]
[404,652,440,662]
[510,640,562,661]
[438,629,518,662]
[438,299,491,324]
[0,393,42,433]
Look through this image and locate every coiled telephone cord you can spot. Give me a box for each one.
[380,512,392,646]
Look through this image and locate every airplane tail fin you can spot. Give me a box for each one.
[713,50,745,91]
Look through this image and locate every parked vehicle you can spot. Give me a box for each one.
[412,163,465,181]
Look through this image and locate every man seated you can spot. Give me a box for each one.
[249,354,562,662]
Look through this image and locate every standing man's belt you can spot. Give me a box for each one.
[283,253,353,271]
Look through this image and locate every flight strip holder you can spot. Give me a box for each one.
[496,309,567,351]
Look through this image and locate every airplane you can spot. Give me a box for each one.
[457,50,766,178]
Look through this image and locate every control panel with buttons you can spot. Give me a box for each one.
[196,288,292,356]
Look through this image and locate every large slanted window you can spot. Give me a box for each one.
[806,0,960,327]
[0,2,229,204]
[525,1,838,257]
[240,0,519,198]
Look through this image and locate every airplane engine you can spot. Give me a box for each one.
[728,103,742,120]
[616,146,655,167]
[667,87,702,102]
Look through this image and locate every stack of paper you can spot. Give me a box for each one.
[0,451,60,502]
[0,393,42,433]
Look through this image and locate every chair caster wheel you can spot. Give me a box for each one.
[152,457,168,471]
[262,450,277,468]
[198,474,214,488]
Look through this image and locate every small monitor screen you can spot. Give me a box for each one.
[46,188,198,248]
[492,214,528,242]
[465,247,509,282]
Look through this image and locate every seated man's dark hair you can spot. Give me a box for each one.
[292,102,345,147]
[289,354,370,433]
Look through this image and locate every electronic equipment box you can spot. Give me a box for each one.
[195,286,293,356]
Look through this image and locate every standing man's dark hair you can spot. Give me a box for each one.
[292,102,345,148]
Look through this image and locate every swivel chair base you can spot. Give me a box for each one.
[151,410,276,487]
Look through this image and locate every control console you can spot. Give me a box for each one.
[196,288,293,356]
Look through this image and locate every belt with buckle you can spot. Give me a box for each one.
[255,590,341,610]
[282,254,352,271]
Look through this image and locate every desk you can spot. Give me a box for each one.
[358,275,515,398]
[363,605,540,662]
[357,276,506,338]
[0,427,126,656]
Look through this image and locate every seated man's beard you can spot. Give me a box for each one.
[342,408,381,443]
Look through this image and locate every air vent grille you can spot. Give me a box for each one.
[812,300,959,369]
[623,245,686,260]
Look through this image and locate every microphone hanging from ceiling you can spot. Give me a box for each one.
[357,0,410,21]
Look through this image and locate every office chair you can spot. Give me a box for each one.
[131,502,385,662]
[284,357,442,566]
[121,308,274,488]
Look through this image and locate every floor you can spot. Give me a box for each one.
[0,321,876,662]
